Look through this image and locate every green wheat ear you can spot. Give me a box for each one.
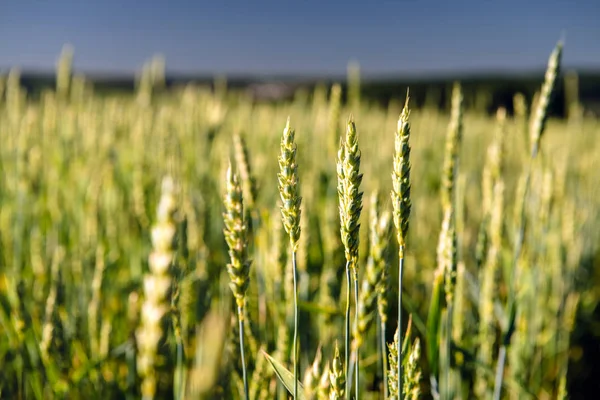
[438,208,457,304]
[304,347,323,399]
[222,162,251,400]
[403,338,422,400]
[318,362,331,400]
[388,316,419,400]
[441,83,463,212]
[338,116,364,270]
[278,117,302,251]
[137,176,178,400]
[233,133,258,211]
[328,83,342,158]
[329,343,346,400]
[530,42,562,154]
[391,97,412,252]
[387,327,400,399]
[223,163,251,310]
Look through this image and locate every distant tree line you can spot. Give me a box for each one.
[12,70,600,117]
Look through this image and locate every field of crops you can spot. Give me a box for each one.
[0,43,599,399]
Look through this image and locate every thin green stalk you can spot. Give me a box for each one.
[238,306,249,400]
[293,250,299,399]
[391,98,412,400]
[446,303,453,400]
[493,345,507,400]
[344,260,351,396]
[380,317,389,399]
[354,272,360,399]
[175,340,184,400]
[438,309,449,400]
[337,117,364,397]
[398,247,405,400]
[277,117,302,398]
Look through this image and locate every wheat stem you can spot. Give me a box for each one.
[398,251,405,400]
[354,272,360,399]
[381,316,389,399]
[277,118,302,398]
[391,96,412,400]
[344,260,351,396]
[223,164,251,400]
[238,306,249,400]
[293,250,299,399]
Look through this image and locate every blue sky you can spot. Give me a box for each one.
[1,0,599,76]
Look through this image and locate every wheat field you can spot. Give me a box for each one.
[0,43,599,399]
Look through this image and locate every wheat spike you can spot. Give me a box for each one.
[278,118,302,251]
[441,83,463,212]
[223,164,251,310]
[137,176,178,400]
[329,343,346,400]
[337,116,364,270]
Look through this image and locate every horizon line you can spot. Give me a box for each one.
[3,65,600,83]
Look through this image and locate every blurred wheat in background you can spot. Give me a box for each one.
[0,41,599,400]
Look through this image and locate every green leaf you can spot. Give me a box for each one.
[263,351,306,400]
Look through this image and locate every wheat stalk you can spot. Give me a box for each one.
[223,164,251,400]
[494,41,563,400]
[278,118,302,399]
[391,96,412,400]
[337,116,364,397]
